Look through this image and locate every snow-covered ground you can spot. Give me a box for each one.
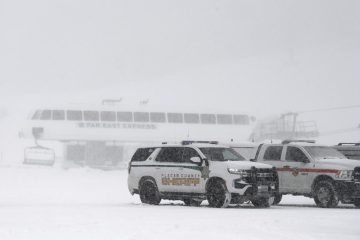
[0,166,359,240]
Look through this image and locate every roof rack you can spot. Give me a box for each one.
[337,143,360,146]
[281,139,316,144]
[181,140,219,145]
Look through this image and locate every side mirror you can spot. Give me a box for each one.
[190,156,202,164]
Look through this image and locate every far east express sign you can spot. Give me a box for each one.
[77,122,157,130]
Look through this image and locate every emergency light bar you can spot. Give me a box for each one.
[282,139,316,144]
[181,140,219,145]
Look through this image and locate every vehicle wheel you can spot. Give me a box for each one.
[354,199,360,208]
[272,193,282,205]
[252,197,271,208]
[313,180,339,208]
[183,199,202,206]
[139,179,161,205]
[207,181,231,208]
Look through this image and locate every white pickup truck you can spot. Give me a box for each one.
[252,140,360,208]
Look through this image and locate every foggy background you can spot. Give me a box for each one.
[0,0,359,135]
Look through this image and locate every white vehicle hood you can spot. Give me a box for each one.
[316,158,360,170]
[225,160,273,170]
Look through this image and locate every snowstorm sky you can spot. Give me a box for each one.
[0,0,360,118]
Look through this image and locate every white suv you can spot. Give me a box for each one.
[128,141,277,208]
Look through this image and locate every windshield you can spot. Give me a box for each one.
[200,147,245,161]
[304,146,346,160]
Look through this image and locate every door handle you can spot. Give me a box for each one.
[283,165,290,168]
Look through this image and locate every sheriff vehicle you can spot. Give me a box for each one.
[127,141,277,208]
[254,140,360,208]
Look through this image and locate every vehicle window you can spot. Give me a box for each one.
[232,147,255,160]
[134,112,149,122]
[31,110,41,120]
[184,113,200,124]
[233,115,250,125]
[84,111,99,121]
[167,113,183,123]
[150,112,166,123]
[67,110,82,121]
[286,146,309,162]
[52,110,65,120]
[182,148,200,163]
[117,112,133,122]
[263,146,283,161]
[217,114,233,124]
[131,148,156,162]
[200,148,245,161]
[200,114,216,124]
[40,109,51,120]
[304,146,346,160]
[101,111,116,122]
[155,147,184,163]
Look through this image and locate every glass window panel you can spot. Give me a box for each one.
[101,111,116,122]
[150,112,166,123]
[84,111,99,121]
[67,110,82,121]
[117,112,133,122]
[134,112,149,122]
[167,113,183,123]
[52,110,65,120]
[200,114,216,124]
[40,110,51,120]
[184,113,200,124]
[217,114,233,124]
[233,114,250,125]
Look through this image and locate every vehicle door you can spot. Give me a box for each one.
[180,147,206,193]
[259,145,285,191]
[281,146,312,193]
[154,147,185,192]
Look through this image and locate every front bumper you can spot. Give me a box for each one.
[335,180,360,203]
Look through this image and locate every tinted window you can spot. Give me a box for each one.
[286,146,309,162]
[84,111,99,121]
[40,110,51,120]
[134,112,149,122]
[117,112,133,122]
[167,113,183,123]
[67,110,82,121]
[217,114,232,124]
[156,147,184,163]
[263,146,283,161]
[200,114,216,124]
[200,148,245,161]
[233,115,250,125]
[150,112,166,123]
[182,148,200,163]
[32,110,41,120]
[131,148,156,162]
[101,111,116,122]
[184,113,200,124]
[52,110,65,120]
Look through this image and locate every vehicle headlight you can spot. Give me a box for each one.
[227,168,249,177]
[335,170,353,180]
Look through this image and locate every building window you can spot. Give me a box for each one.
[150,112,166,123]
[167,113,183,123]
[233,114,250,125]
[40,110,51,120]
[67,110,82,121]
[217,114,233,124]
[134,112,149,122]
[101,111,116,122]
[52,110,65,120]
[184,113,200,124]
[200,114,216,124]
[117,112,133,122]
[84,111,99,121]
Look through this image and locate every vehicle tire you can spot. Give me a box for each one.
[183,199,202,206]
[354,199,360,208]
[207,181,231,208]
[313,180,339,208]
[139,179,161,205]
[252,197,271,208]
[272,193,282,205]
